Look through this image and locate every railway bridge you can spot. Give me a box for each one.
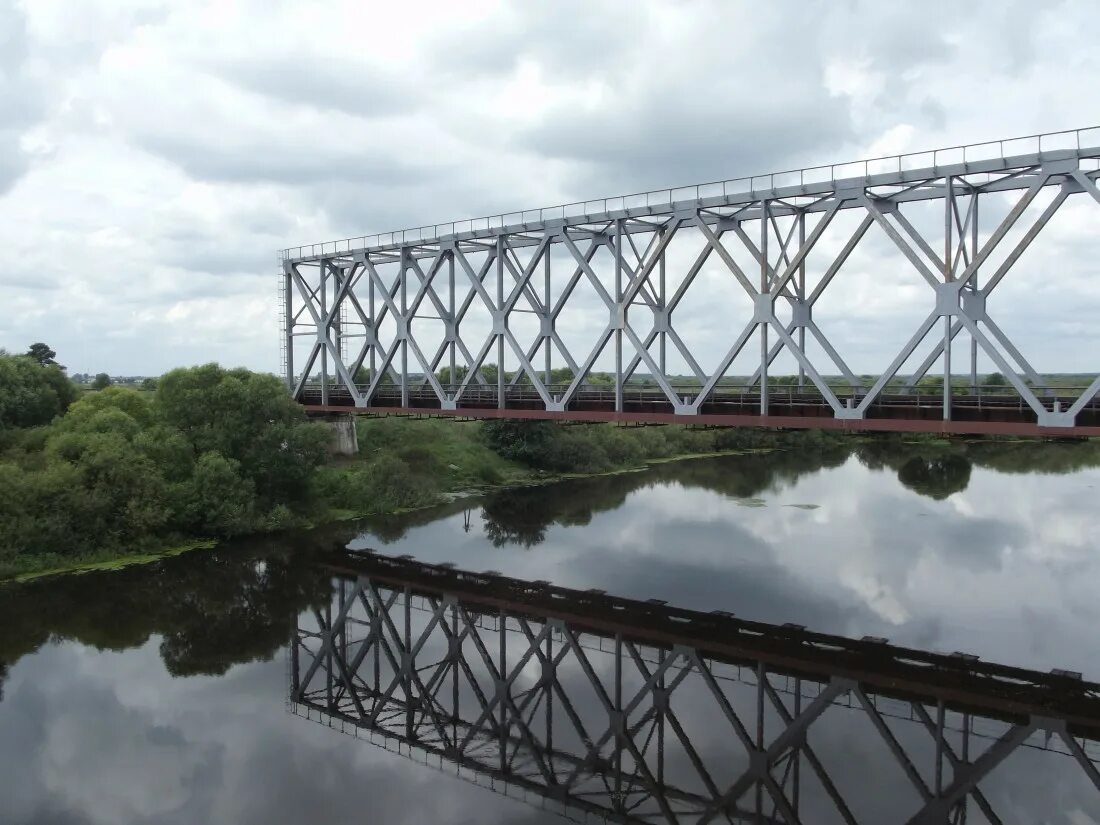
[281,128,1100,436]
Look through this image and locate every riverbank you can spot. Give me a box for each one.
[0,416,795,581]
[5,410,1097,582]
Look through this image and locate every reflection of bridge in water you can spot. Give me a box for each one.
[289,551,1100,824]
[282,127,1100,437]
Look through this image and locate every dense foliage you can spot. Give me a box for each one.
[0,351,77,429]
[0,364,330,576]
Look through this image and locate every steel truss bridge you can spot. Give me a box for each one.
[281,127,1100,437]
[290,551,1100,824]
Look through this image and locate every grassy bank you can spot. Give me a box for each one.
[1,414,848,581]
[9,539,216,584]
[7,407,1097,582]
[311,416,851,519]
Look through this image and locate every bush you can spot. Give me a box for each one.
[317,453,440,513]
[182,452,256,535]
[0,363,334,571]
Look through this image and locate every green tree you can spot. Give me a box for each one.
[0,352,77,428]
[25,342,59,368]
[92,373,112,390]
[141,377,158,391]
[353,365,394,385]
[482,419,558,466]
[182,452,256,535]
[156,364,330,508]
[436,365,469,385]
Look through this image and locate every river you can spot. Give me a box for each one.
[1,438,1098,823]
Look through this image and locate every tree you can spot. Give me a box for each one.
[482,419,558,465]
[982,372,1008,387]
[26,343,59,368]
[0,352,77,428]
[436,365,469,385]
[353,366,393,385]
[156,363,329,508]
[92,373,112,390]
[141,377,158,391]
[182,452,256,535]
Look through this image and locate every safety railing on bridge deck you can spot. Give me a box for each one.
[281,125,1100,261]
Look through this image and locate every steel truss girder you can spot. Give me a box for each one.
[291,559,1100,825]
[282,137,1100,429]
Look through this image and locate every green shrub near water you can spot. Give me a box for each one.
[0,365,330,576]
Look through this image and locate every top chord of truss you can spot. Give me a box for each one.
[282,126,1100,263]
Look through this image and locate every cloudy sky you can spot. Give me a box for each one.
[2,0,1099,377]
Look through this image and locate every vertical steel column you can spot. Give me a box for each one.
[449,251,457,391]
[496,237,506,409]
[970,194,979,392]
[338,579,348,667]
[614,633,623,805]
[793,677,802,814]
[544,249,552,387]
[498,607,507,771]
[400,251,409,408]
[320,260,329,406]
[368,270,376,382]
[944,178,953,420]
[935,699,946,797]
[324,599,333,709]
[545,630,554,768]
[797,211,806,391]
[756,661,765,816]
[404,586,413,738]
[290,623,300,699]
[284,265,294,392]
[451,601,460,745]
[615,219,624,413]
[659,235,667,376]
[332,265,343,384]
[657,647,666,787]
[760,204,769,415]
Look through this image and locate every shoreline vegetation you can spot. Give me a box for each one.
[3,352,1099,582]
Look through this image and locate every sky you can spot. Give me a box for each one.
[2,0,1099,377]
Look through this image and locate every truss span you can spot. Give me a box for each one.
[281,127,1100,435]
[291,550,1100,824]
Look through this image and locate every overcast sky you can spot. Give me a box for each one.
[2,0,1099,377]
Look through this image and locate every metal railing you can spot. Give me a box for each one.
[299,381,1100,412]
[282,126,1100,261]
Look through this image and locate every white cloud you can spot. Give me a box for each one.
[2,0,1100,375]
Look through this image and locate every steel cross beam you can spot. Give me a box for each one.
[282,128,1100,433]
[290,553,1100,825]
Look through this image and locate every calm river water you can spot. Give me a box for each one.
[2,439,1099,824]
